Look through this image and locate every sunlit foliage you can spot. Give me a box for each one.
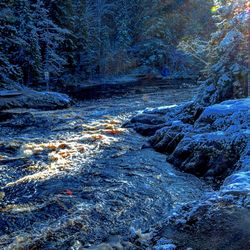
[194,0,249,106]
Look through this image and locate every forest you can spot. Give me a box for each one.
[1,0,216,85]
[0,0,249,249]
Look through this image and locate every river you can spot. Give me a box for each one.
[0,82,208,249]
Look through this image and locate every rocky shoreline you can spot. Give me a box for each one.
[125,97,250,249]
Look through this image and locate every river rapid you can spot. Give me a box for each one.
[0,83,208,249]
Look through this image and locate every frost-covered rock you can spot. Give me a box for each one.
[218,30,244,51]
[0,88,72,110]
[129,97,250,191]
[129,97,250,248]
[221,141,250,195]
[149,121,193,153]
[155,244,176,250]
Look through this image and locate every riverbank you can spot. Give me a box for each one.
[126,97,250,249]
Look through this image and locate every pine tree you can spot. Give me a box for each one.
[45,0,76,75]
[110,0,132,74]
[196,0,249,106]
[71,0,93,76]
[91,0,115,75]
[13,0,42,84]
[31,0,67,81]
[0,1,22,85]
[12,0,67,85]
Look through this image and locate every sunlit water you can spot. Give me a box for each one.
[0,83,207,249]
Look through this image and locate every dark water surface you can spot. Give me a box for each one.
[0,83,207,249]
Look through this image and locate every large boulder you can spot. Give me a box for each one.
[0,88,71,111]
[129,98,250,187]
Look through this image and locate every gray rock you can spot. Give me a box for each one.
[133,98,250,189]
[156,238,174,246]
[128,97,250,249]
[0,87,71,110]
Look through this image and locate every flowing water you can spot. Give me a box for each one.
[0,83,207,249]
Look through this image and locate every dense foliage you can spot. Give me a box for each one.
[195,0,250,105]
[0,0,248,94]
[0,0,216,86]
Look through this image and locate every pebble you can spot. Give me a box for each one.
[155,239,176,250]
[157,239,174,245]
[155,243,177,250]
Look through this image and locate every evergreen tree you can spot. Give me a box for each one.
[111,0,132,74]
[14,0,42,84]
[71,0,96,77]
[0,1,22,85]
[196,0,249,106]
[31,0,67,80]
[45,0,76,74]
[11,0,68,85]
[91,0,115,75]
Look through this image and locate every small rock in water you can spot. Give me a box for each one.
[155,239,176,250]
[0,192,5,200]
[129,226,137,238]
[71,240,82,250]
[157,238,174,245]
[155,244,177,250]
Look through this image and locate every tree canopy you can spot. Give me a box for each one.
[0,0,248,96]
